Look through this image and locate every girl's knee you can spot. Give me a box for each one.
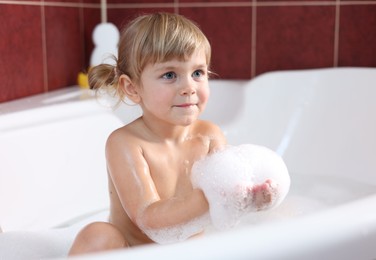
[69,222,127,256]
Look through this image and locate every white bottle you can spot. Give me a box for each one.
[90,23,120,67]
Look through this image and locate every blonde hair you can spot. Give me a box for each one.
[89,12,211,103]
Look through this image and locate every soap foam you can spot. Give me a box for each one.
[191,144,290,230]
[140,213,211,244]
[139,144,290,243]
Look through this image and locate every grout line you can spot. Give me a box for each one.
[40,0,48,92]
[1,0,376,8]
[100,0,107,23]
[79,4,86,71]
[106,2,176,9]
[339,0,376,5]
[251,0,257,78]
[174,0,179,14]
[333,0,340,67]
[255,1,376,6]
[0,1,97,7]
[0,0,41,6]
[255,1,334,7]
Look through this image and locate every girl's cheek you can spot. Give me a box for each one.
[201,86,210,104]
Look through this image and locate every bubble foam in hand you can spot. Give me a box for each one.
[191,144,290,230]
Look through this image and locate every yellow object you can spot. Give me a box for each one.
[77,72,89,89]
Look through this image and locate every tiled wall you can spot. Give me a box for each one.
[1,0,376,103]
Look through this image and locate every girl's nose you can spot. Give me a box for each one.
[180,87,196,96]
[180,79,196,96]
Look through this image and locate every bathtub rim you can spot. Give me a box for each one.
[71,192,376,260]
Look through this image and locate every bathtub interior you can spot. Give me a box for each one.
[200,68,376,224]
[201,68,376,183]
[210,68,376,225]
[0,89,123,232]
[0,67,376,259]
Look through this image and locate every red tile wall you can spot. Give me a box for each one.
[1,0,376,103]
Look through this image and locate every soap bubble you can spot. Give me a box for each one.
[140,213,211,244]
[191,144,290,230]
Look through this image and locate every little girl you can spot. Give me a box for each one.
[69,12,279,255]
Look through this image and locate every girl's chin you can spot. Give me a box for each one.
[176,116,199,126]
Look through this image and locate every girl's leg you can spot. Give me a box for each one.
[68,222,128,256]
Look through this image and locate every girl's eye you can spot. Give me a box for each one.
[162,72,176,80]
[192,70,205,78]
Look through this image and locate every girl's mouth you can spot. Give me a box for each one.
[174,103,197,108]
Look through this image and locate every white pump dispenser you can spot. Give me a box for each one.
[90,23,119,66]
[89,0,119,67]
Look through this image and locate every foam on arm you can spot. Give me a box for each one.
[138,213,211,244]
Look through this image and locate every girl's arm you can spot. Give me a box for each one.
[105,128,209,230]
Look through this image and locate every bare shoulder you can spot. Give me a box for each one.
[193,120,221,134]
[107,125,131,146]
[194,120,227,152]
[106,118,144,154]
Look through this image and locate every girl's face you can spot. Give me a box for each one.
[138,49,209,127]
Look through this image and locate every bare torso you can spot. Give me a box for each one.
[106,118,224,246]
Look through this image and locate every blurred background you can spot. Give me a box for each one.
[0,0,375,103]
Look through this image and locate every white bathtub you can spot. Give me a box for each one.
[1,67,376,260]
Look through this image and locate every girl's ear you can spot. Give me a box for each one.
[119,75,141,104]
